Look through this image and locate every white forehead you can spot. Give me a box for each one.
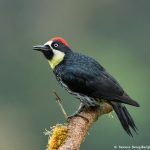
[44,40,53,46]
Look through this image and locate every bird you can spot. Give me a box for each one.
[33,37,140,136]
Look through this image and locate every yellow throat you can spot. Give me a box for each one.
[48,50,65,69]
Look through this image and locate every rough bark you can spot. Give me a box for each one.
[58,103,112,150]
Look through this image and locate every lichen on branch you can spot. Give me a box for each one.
[45,124,68,150]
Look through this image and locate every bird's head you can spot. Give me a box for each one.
[33,37,71,69]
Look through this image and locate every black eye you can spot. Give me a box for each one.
[54,43,59,48]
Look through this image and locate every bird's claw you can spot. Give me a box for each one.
[67,114,89,123]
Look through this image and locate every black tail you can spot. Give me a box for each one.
[115,93,140,107]
[111,103,138,136]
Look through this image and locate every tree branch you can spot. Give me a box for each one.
[47,92,113,150]
[58,103,112,150]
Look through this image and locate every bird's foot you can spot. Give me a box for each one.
[67,113,89,122]
[67,103,89,122]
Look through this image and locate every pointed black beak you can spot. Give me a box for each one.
[33,45,50,51]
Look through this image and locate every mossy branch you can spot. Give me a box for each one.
[46,92,113,150]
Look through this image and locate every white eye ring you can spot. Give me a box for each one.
[54,43,58,48]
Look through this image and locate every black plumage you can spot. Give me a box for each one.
[53,52,139,136]
[54,52,139,106]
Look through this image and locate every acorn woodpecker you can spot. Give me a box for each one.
[33,37,140,136]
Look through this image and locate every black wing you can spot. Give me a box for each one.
[61,65,123,98]
[61,64,139,106]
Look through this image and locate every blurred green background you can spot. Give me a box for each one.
[0,0,150,150]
